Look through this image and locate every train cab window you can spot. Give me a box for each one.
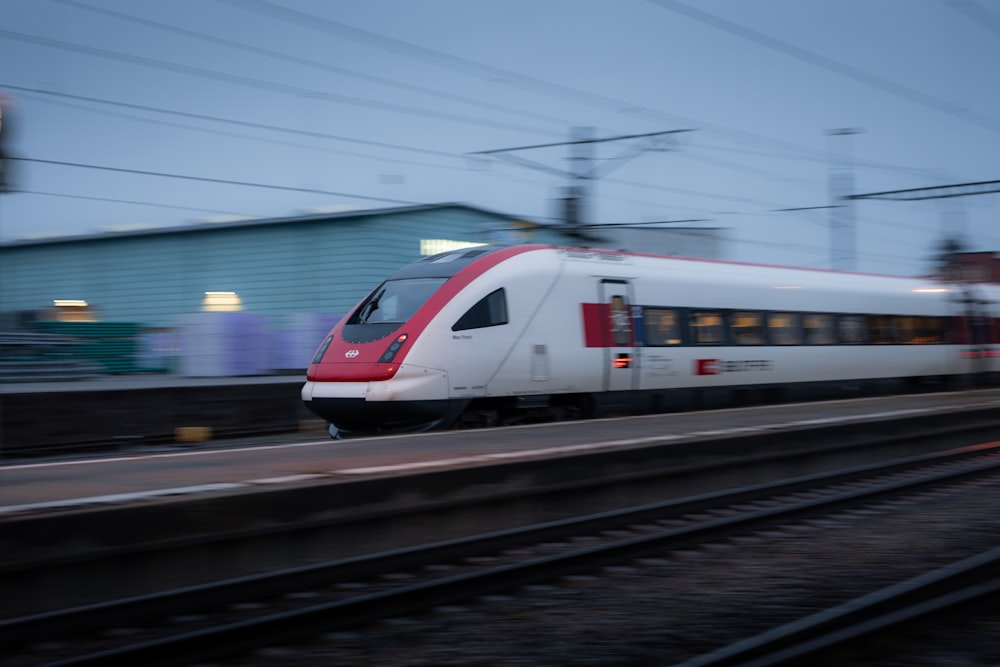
[642,308,682,346]
[838,315,867,344]
[452,288,508,331]
[690,311,725,345]
[768,312,802,345]
[868,315,897,344]
[804,314,836,345]
[348,278,447,325]
[731,311,766,345]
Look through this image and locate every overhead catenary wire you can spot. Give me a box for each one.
[51,0,577,131]
[13,156,426,206]
[3,84,464,165]
[4,3,960,208]
[646,0,1000,136]
[1,1,990,275]
[220,0,838,165]
[2,84,843,221]
[0,28,561,138]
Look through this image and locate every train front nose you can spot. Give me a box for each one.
[302,362,458,435]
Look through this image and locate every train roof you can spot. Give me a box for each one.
[390,244,1000,300]
[389,244,515,280]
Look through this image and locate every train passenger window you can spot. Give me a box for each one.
[690,311,725,344]
[642,308,682,346]
[897,316,916,343]
[868,315,897,344]
[452,288,508,331]
[731,311,766,345]
[905,316,945,344]
[925,317,947,343]
[768,312,802,345]
[803,314,836,345]
[838,315,867,344]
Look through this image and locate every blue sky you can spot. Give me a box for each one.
[1,0,997,276]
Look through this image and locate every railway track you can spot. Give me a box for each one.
[675,546,1000,667]
[4,441,1000,666]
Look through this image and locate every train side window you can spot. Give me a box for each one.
[731,311,766,345]
[768,312,802,345]
[949,316,969,345]
[642,307,682,346]
[690,311,725,345]
[899,316,942,344]
[897,316,917,343]
[838,315,867,344]
[910,316,945,344]
[452,288,508,331]
[922,317,948,343]
[971,315,992,345]
[868,315,896,344]
[804,313,837,344]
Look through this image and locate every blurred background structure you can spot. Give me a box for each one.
[1,1,998,380]
[0,203,725,378]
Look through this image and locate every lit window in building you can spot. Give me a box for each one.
[202,291,243,312]
[51,299,97,322]
[419,240,486,256]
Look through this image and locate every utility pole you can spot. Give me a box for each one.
[471,127,692,235]
[0,93,14,193]
[565,126,593,228]
[827,128,862,271]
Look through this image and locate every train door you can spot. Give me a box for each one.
[599,279,638,393]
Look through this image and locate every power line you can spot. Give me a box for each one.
[15,189,253,216]
[946,0,1000,37]
[221,0,836,165]
[646,0,1000,135]
[470,130,694,155]
[13,156,425,205]
[849,179,1000,201]
[52,0,574,130]
[8,83,824,219]
[0,28,558,137]
[33,2,949,206]
[1,83,461,163]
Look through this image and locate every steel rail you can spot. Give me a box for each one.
[674,547,1000,667]
[8,444,1000,667]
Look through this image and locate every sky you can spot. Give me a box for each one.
[0,0,998,276]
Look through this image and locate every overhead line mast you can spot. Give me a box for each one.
[471,127,693,236]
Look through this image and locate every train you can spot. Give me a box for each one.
[302,244,1000,437]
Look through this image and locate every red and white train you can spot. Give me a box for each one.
[302,244,1000,437]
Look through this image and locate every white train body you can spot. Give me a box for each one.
[302,244,1000,435]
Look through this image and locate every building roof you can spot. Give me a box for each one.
[0,202,546,248]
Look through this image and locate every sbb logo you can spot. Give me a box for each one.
[345,349,360,359]
[695,359,721,375]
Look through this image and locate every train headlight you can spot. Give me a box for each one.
[378,333,408,363]
[311,336,333,364]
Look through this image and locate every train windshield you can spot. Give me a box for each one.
[348,278,447,325]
